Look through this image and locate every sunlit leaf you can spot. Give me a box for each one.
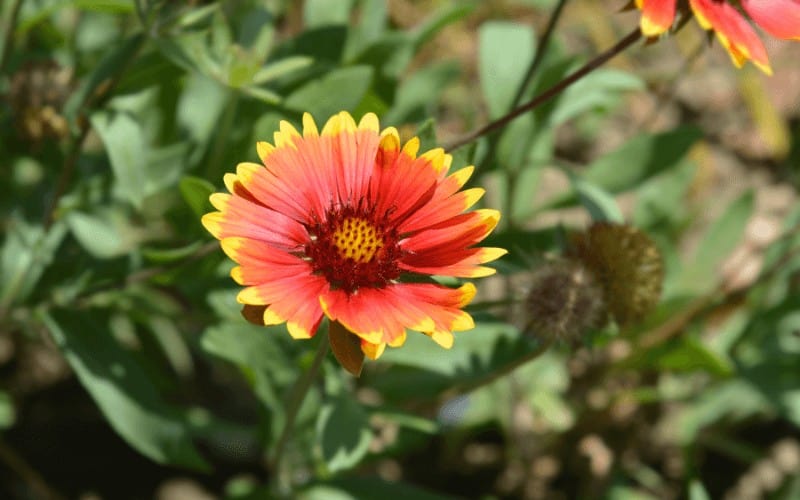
[478,21,535,117]
[0,218,67,307]
[41,310,210,470]
[285,66,374,121]
[676,190,755,294]
[180,175,216,218]
[317,394,372,472]
[299,477,452,500]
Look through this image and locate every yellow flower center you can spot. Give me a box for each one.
[332,217,383,263]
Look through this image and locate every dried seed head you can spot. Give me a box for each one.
[570,223,663,326]
[523,259,607,343]
[8,61,73,142]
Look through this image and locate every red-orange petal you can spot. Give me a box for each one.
[220,237,306,276]
[690,0,772,74]
[638,0,677,36]
[401,209,500,254]
[319,286,435,345]
[202,194,307,250]
[399,173,484,235]
[320,282,476,351]
[400,247,507,278]
[742,0,800,40]
[403,282,477,337]
[369,139,438,225]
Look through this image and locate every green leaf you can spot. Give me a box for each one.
[372,409,439,434]
[344,0,388,59]
[299,477,454,500]
[537,127,702,214]
[495,114,536,171]
[478,22,535,117]
[66,206,166,259]
[0,218,67,308]
[275,26,348,63]
[410,3,474,51]
[317,395,372,472]
[677,190,755,294]
[252,56,313,84]
[623,336,734,377]
[583,127,702,193]
[201,322,300,443]
[415,118,437,153]
[240,85,283,104]
[688,480,712,500]
[373,321,539,400]
[671,379,768,444]
[0,391,15,429]
[176,2,219,28]
[177,74,228,158]
[549,68,644,125]
[384,61,460,125]
[572,176,624,223]
[71,0,135,13]
[510,165,543,223]
[90,110,148,208]
[64,34,145,126]
[304,0,354,28]
[607,486,659,500]
[142,241,204,263]
[155,33,220,77]
[41,310,210,470]
[285,66,374,121]
[633,161,696,229]
[115,50,185,96]
[180,176,216,218]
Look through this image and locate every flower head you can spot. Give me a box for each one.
[569,223,663,327]
[203,111,504,366]
[635,0,800,74]
[523,259,606,344]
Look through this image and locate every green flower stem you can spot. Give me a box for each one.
[269,328,330,478]
[444,27,642,152]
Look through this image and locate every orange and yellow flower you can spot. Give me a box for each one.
[203,111,505,362]
[635,0,800,74]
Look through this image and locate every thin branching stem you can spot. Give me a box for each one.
[509,0,570,110]
[445,27,642,152]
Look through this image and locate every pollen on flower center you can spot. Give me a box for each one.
[305,205,402,294]
[332,217,383,264]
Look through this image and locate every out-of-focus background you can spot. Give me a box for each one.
[1,1,799,499]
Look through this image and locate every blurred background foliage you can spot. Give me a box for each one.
[1,0,799,499]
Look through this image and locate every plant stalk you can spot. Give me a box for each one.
[269,330,330,479]
[445,27,642,151]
